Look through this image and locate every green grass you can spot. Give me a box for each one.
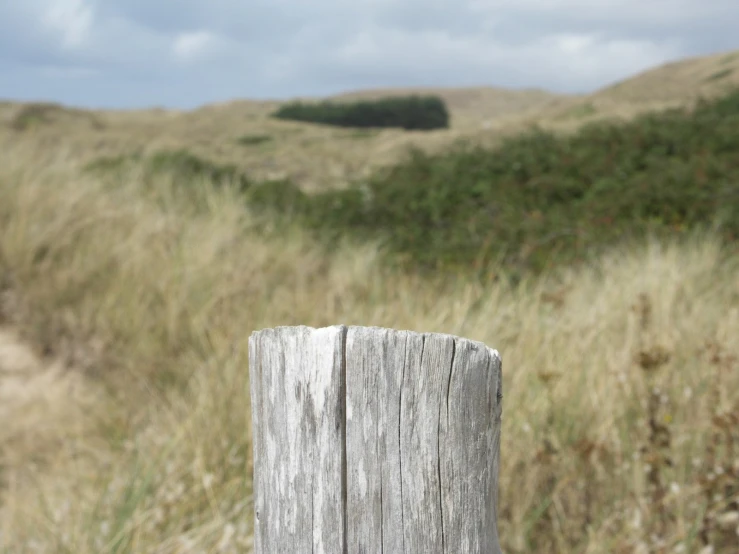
[557,102,597,120]
[345,128,381,139]
[9,104,57,131]
[236,134,272,146]
[87,149,251,195]
[704,68,734,82]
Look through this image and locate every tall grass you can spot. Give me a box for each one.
[0,138,737,552]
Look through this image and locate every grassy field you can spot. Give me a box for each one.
[1,50,739,553]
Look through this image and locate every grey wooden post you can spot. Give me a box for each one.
[249,325,503,554]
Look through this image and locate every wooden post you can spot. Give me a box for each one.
[249,325,503,554]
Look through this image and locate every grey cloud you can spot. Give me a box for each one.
[1,0,738,108]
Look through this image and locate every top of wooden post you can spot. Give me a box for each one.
[249,325,503,554]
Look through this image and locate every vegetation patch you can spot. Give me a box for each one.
[705,68,734,82]
[558,102,597,120]
[87,149,252,193]
[85,153,141,174]
[345,128,381,139]
[257,87,739,275]
[271,95,450,131]
[147,150,245,187]
[720,52,739,65]
[236,133,273,146]
[9,102,103,131]
[86,150,306,222]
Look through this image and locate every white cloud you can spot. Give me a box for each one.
[42,0,95,49]
[172,30,219,62]
[555,34,595,55]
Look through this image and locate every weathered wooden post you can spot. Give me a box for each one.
[249,325,503,553]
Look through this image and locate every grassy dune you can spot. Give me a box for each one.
[3,48,739,196]
[1,131,738,553]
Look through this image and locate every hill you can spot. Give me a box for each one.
[531,49,739,129]
[1,48,739,193]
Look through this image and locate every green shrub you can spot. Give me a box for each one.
[289,87,739,273]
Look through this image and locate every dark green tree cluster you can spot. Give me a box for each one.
[271,95,450,131]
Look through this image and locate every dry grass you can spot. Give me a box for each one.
[1,125,738,553]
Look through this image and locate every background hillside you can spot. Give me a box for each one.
[2,48,739,191]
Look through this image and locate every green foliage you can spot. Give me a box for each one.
[705,68,733,82]
[9,103,104,132]
[87,150,252,193]
[261,87,739,274]
[85,154,141,174]
[271,95,450,131]
[146,150,249,190]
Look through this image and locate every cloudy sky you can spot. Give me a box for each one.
[1,0,738,109]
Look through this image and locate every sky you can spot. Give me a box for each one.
[1,0,738,109]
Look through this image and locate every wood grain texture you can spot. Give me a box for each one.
[249,325,503,554]
[249,325,347,554]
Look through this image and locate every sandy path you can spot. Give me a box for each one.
[1,327,66,444]
[0,327,53,423]
[0,325,97,489]
[0,326,102,548]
